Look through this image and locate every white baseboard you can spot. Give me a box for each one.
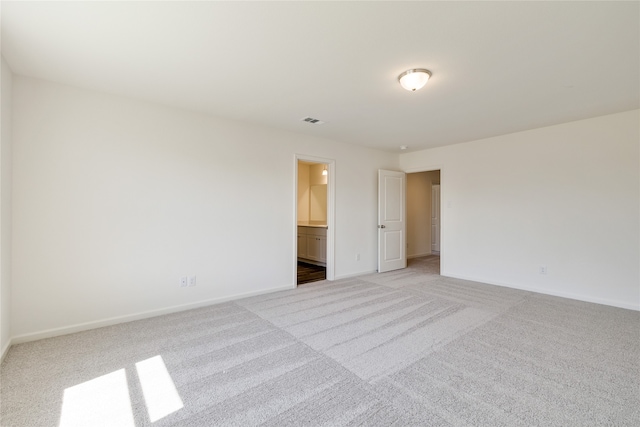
[442,271,640,311]
[333,270,377,281]
[1,337,12,363]
[13,271,636,347]
[408,252,432,259]
[11,284,295,345]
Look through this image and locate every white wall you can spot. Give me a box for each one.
[401,110,640,310]
[12,76,398,340]
[407,171,439,258]
[1,57,13,358]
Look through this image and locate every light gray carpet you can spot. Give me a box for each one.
[1,256,639,426]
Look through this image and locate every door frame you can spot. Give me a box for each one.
[431,184,441,253]
[294,154,335,285]
[404,166,444,273]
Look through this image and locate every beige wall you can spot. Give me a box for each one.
[297,162,310,222]
[309,163,327,185]
[407,171,440,258]
[401,109,639,310]
[298,161,327,223]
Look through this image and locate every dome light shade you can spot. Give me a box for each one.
[398,69,432,91]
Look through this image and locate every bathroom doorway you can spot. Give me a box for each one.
[294,157,335,285]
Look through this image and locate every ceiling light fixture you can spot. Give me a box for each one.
[400,145,408,150]
[322,165,328,176]
[398,68,432,92]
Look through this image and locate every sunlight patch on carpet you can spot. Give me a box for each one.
[59,369,134,427]
[136,355,184,422]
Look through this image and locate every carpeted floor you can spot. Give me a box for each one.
[1,255,639,426]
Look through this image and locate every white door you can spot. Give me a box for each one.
[378,170,406,273]
[431,184,441,252]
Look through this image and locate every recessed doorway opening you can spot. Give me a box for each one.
[295,157,334,286]
[406,170,441,275]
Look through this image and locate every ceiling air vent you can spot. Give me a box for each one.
[301,116,325,125]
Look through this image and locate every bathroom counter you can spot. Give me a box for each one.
[297,222,327,228]
[298,225,327,265]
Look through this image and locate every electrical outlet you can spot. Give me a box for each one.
[539,266,547,275]
[179,276,188,287]
[188,275,196,287]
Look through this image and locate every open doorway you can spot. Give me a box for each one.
[406,170,441,274]
[295,158,334,285]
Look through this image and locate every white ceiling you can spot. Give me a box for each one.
[2,1,638,152]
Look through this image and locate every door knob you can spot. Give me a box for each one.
[378,225,386,228]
